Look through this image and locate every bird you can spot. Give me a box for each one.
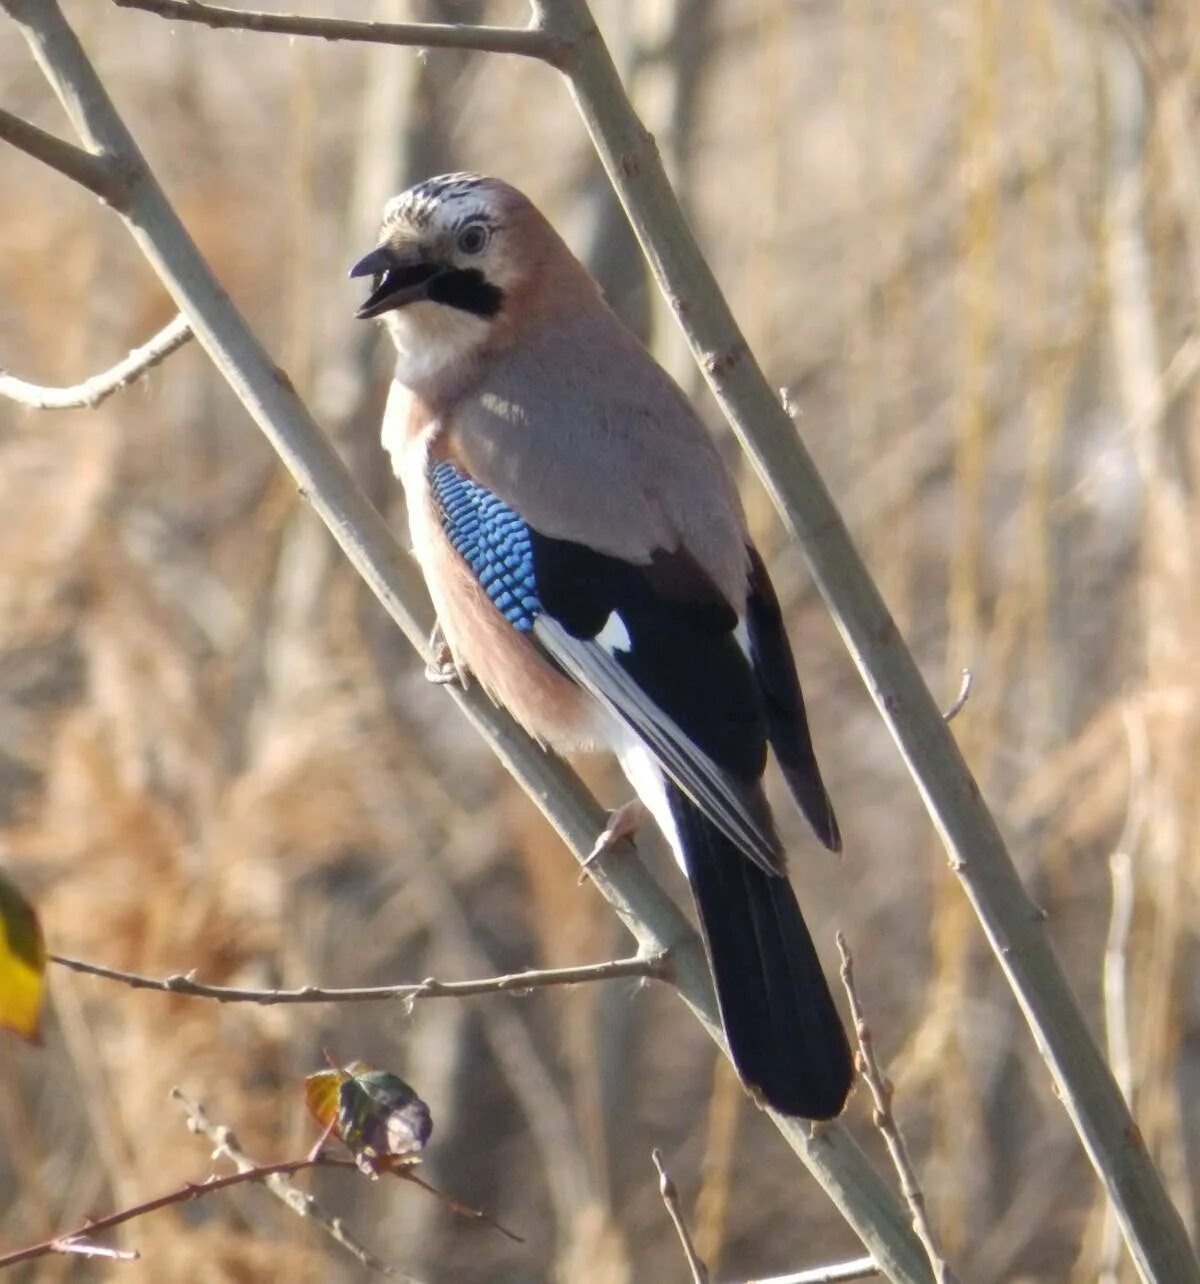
[351,172,853,1120]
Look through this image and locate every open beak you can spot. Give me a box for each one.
[350,246,442,320]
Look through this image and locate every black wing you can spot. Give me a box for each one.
[530,535,783,873]
[744,548,840,852]
[428,460,835,869]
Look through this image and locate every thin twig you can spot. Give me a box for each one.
[941,669,973,723]
[1124,330,1200,442]
[110,0,569,65]
[47,1239,139,1262]
[50,950,667,1004]
[392,1166,523,1245]
[0,314,192,409]
[745,1259,880,1284]
[1100,708,1150,1282]
[0,105,128,205]
[0,1148,377,1273]
[836,935,958,1284]
[652,1149,709,1284]
[172,1090,414,1279]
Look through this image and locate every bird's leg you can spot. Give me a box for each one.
[424,620,469,689]
[578,799,648,882]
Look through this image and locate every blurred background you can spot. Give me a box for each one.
[2,0,1199,1280]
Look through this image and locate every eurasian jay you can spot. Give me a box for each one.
[351,173,853,1120]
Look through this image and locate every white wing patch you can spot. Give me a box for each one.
[615,732,686,873]
[596,610,632,654]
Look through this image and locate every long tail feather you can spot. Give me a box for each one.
[666,780,853,1119]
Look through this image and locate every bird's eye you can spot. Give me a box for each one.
[457,224,488,255]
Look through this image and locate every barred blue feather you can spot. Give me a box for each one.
[429,460,541,631]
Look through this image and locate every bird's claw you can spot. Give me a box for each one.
[578,800,647,884]
[424,622,468,689]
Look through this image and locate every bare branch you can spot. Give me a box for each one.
[0,1142,387,1274]
[173,1090,415,1280]
[50,950,668,1005]
[535,0,1199,1275]
[0,104,128,205]
[109,0,569,65]
[941,669,973,724]
[745,1259,880,1284]
[652,1149,709,1284]
[0,314,192,410]
[48,1239,139,1263]
[837,935,958,1284]
[0,6,938,1279]
[1125,330,1200,442]
[390,1167,523,1245]
[1100,708,1150,1282]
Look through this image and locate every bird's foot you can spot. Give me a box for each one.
[578,800,647,884]
[424,622,468,689]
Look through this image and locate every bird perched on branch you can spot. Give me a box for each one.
[352,173,852,1120]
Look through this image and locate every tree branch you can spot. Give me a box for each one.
[0,1144,393,1274]
[0,314,192,409]
[534,0,1199,1277]
[0,6,936,1279]
[745,1260,880,1284]
[940,669,973,724]
[0,104,129,205]
[652,1148,709,1284]
[172,1089,417,1279]
[49,950,668,1005]
[109,0,569,65]
[837,936,957,1284]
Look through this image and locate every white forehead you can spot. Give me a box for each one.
[383,173,499,232]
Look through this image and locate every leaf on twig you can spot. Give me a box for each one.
[305,1060,432,1176]
[0,872,46,1043]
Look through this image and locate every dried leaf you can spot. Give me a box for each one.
[0,873,46,1043]
[305,1060,432,1176]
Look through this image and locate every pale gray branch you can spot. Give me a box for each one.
[0,5,933,1279]
[50,950,667,1005]
[746,1259,880,1284]
[110,0,568,64]
[0,104,128,204]
[535,0,1199,1277]
[11,0,1192,1279]
[652,1149,709,1284]
[941,669,973,724]
[0,314,192,409]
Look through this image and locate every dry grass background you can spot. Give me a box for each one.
[1,1,1199,1280]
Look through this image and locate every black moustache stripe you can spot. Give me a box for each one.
[425,268,504,319]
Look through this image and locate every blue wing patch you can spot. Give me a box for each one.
[429,460,542,632]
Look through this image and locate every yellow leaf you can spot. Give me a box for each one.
[0,873,46,1043]
[304,1067,345,1132]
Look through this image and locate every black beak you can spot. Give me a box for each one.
[350,246,442,320]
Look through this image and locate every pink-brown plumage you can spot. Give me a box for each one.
[355,173,852,1120]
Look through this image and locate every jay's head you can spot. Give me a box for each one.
[351,173,592,386]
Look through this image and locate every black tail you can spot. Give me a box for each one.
[667,781,853,1119]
